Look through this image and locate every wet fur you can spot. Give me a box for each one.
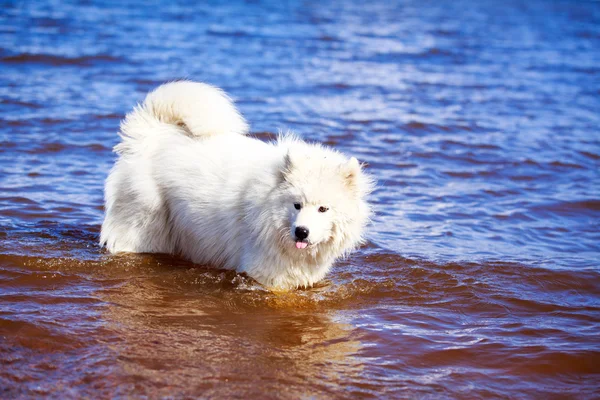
[101,81,373,290]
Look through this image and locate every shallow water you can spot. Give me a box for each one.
[1,0,600,398]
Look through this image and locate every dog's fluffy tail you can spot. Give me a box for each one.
[116,81,248,154]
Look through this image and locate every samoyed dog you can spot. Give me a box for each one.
[101,81,373,290]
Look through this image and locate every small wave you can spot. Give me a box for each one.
[439,139,502,151]
[206,28,249,37]
[317,82,352,90]
[549,161,584,169]
[483,188,522,197]
[91,113,124,121]
[402,121,483,134]
[530,199,600,216]
[422,47,453,57]
[23,141,111,154]
[507,350,600,375]
[443,170,498,178]
[0,117,73,128]
[430,29,459,37]
[578,150,600,160]
[25,142,67,153]
[0,140,17,150]
[1,53,122,66]
[0,99,43,109]
[84,143,111,152]
[0,318,81,350]
[0,206,50,220]
[0,196,39,205]
[370,47,457,62]
[317,35,342,42]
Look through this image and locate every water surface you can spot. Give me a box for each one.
[1,0,599,398]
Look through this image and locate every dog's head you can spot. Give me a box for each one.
[274,141,373,259]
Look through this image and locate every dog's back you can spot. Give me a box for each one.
[100,81,250,255]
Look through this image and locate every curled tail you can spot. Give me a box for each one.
[116,80,249,154]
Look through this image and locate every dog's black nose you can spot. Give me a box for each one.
[295,226,309,240]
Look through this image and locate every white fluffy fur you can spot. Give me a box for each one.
[101,81,373,290]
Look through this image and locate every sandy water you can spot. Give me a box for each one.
[1,0,599,398]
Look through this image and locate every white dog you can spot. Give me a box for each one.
[101,81,373,290]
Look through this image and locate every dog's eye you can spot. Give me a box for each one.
[318,206,329,213]
[294,203,302,210]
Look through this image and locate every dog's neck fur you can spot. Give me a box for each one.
[238,223,344,289]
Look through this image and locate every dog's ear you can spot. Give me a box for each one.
[341,157,361,189]
[279,151,295,183]
[283,151,293,170]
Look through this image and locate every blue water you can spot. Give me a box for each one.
[1,0,599,398]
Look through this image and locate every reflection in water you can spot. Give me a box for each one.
[96,257,366,397]
[107,303,363,396]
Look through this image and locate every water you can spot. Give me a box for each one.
[1,0,599,397]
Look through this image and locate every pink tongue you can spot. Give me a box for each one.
[296,241,308,249]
